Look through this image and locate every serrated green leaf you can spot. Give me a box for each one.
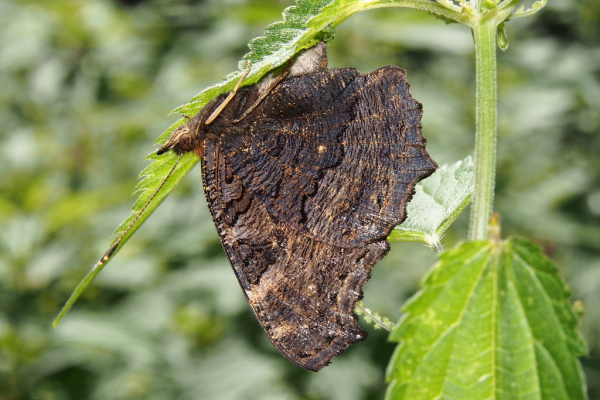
[52,150,198,327]
[385,238,588,400]
[390,156,474,248]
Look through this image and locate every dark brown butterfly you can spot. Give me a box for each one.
[156,42,436,371]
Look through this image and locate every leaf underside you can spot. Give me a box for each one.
[386,238,588,400]
[390,156,474,246]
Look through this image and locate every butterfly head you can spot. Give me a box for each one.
[156,118,200,156]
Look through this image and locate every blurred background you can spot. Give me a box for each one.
[1,0,599,399]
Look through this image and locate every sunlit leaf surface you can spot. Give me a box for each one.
[386,238,587,400]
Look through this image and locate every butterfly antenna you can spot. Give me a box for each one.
[205,60,252,125]
[99,154,184,265]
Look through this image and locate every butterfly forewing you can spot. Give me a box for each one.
[222,66,435,249]
[202,136,390,370]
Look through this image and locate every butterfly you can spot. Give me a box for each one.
[155,42,436,371]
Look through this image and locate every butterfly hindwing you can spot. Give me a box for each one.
[202,136,389,371]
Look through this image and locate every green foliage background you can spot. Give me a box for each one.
[0,0,598,399]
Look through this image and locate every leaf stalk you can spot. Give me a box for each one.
[468,19,498,240]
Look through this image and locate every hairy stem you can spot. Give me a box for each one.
[469,20,498,240]
[355,301,396,331]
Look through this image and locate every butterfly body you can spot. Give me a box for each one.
[158,42,436,371]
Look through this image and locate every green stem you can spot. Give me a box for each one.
[469,20,498,240]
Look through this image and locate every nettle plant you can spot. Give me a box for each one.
[55,0,587,398]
